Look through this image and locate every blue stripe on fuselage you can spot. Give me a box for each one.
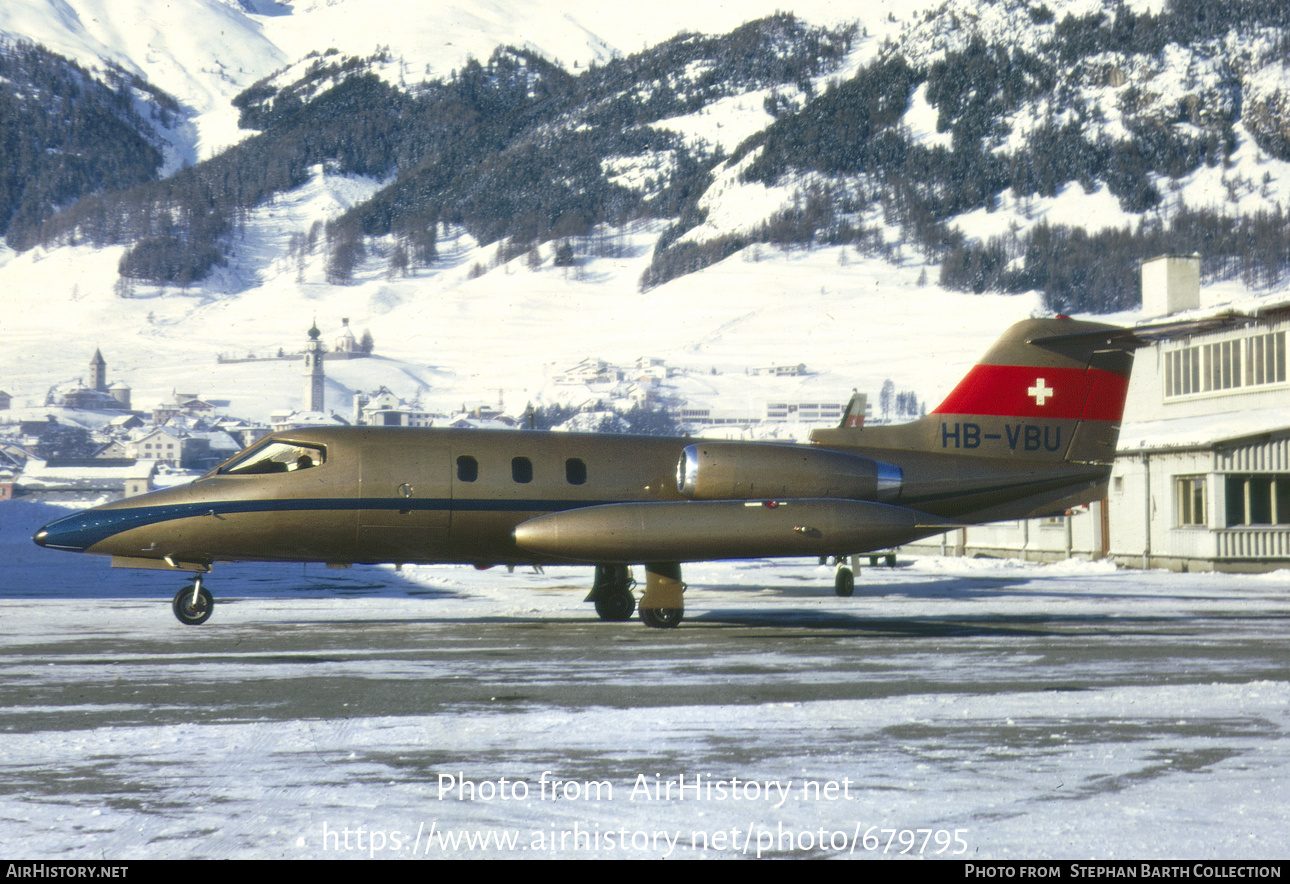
[36,497,622,552]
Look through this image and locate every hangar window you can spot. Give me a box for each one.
[1176,476,1206,527]
[1225,474,1290,526]
[1164,331,1287,400]
[456,455,478,482]
[512,456,533,484]
[565,458,587,485]
[1246,331,1287,386]
[219,441,325,475]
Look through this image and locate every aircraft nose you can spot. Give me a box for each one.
[32,512,96,552]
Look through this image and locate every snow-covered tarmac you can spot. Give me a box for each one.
[1,500,1288,859]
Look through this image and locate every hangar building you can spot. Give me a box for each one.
[908,255,1290,572]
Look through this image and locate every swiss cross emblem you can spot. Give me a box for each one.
[1028,378,1054,406]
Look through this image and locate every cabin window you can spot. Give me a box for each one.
[565,458,587,485]
[220,441,325,475]
[512,456,533,484]
[457,455,478,482]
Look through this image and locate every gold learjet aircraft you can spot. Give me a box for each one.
[34,317,1136,628]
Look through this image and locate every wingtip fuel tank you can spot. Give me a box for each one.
[513,498,955,563]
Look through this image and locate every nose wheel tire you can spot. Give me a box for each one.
[173,583,214,625]
[834,567,854,597]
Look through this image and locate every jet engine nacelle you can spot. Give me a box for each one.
[677,442,902,502]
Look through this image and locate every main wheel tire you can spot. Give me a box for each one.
[173,584,213,625]
[594,589,636,621]
[834,567,855,597]
[640,607,683,628]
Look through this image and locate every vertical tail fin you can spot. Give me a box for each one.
[812,317,1136,464]
[838,391,867,428]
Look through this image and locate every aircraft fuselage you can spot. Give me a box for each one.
[34,425,1109,570]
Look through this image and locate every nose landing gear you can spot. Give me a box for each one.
[832,554,861,597]
[834,563,855,597]
[172,574,214,625]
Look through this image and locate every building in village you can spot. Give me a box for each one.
[764,400,845,423]
[17,459,159,499]
[751,363,809,377]
[447,405,520,429]
[329,318,372,360]
[152,393,221,425]
[304,321,326,413]
[269,323,350,430]
[350,387,522,430]
[0,443,22,500]
[555,358,618,386]
[3,347,266,498]
[57,349,132,411]
[551,354,852,429]
[907,255,1290,572]
[354,387,437,427]
[95,425,242,470]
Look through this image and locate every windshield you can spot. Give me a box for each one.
[218,441,326,475]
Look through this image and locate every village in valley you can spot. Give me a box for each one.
[0,321,473,501]
[0,317,877,503]
[1,344,263,503]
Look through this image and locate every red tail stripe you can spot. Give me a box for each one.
[1080,364,1132,423]
[931,364,1129,421]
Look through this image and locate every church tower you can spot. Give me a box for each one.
[303,321,325,412]
[89,349,107,393]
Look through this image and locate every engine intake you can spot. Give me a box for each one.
[677,442,901,502]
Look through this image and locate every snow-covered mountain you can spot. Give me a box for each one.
[2,0,1289,435]
[0,0,874,164]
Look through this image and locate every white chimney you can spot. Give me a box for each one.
[1141,254,1200,317]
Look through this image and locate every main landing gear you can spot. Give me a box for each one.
[639,562,684,629]
[172,573,213,625]
[587,564,636,622]
[587,563,685,628]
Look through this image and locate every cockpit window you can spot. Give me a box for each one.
[219,441,326,475]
